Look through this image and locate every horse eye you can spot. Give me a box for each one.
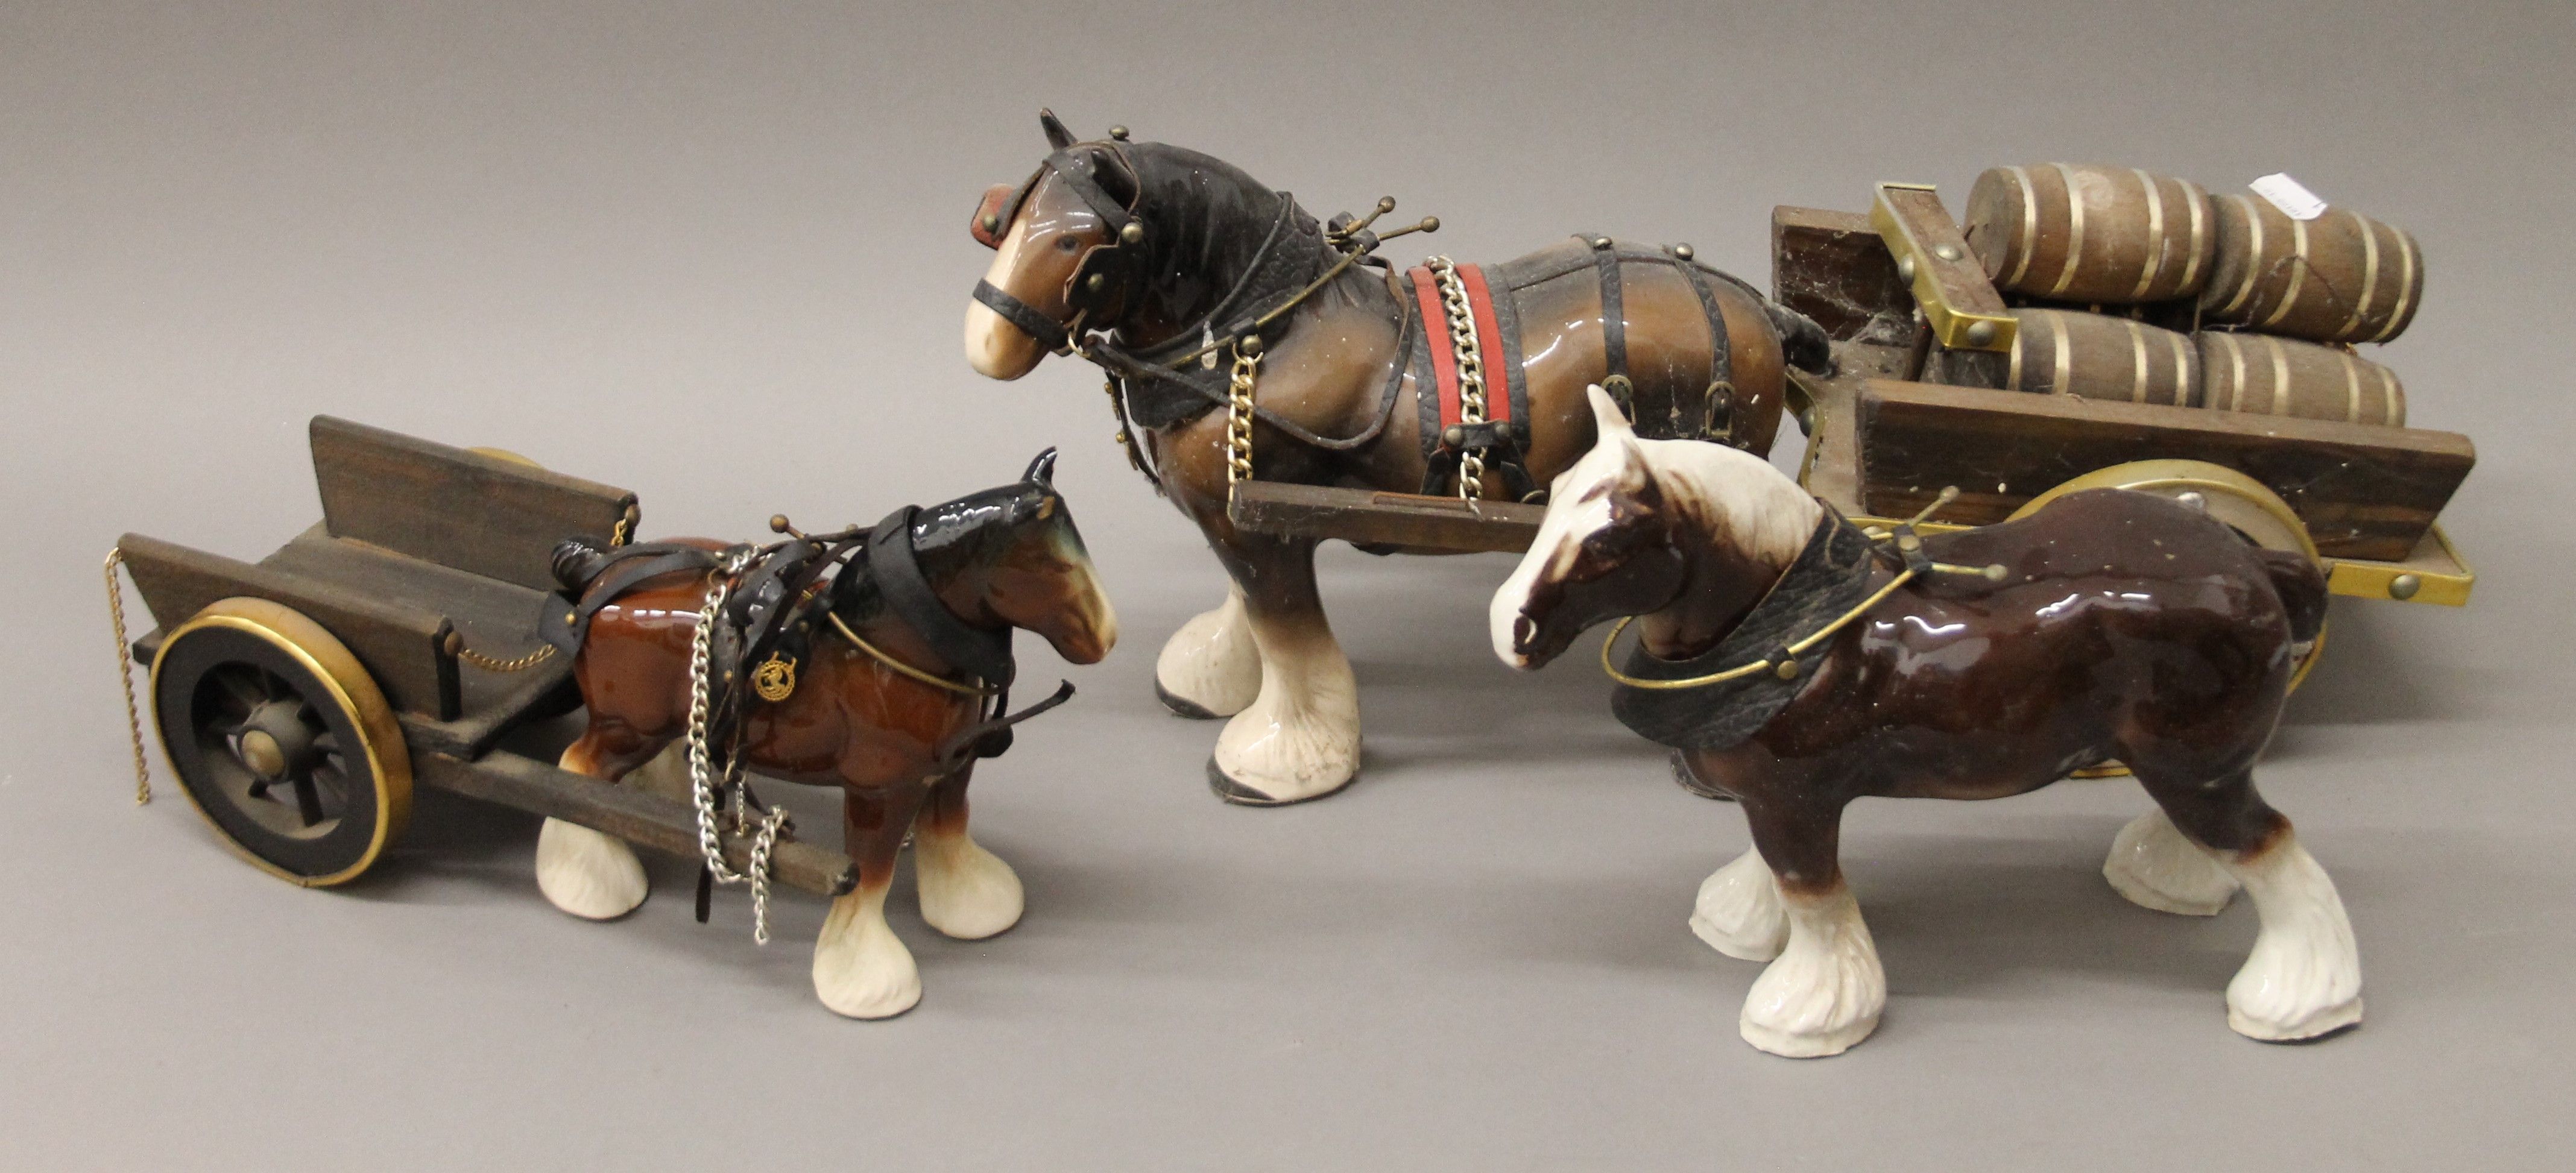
[1056,236,1081,252]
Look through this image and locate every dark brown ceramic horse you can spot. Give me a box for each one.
[1490,387,2359,1057]
[534,453,1116,1019]
[965,111,1832,806]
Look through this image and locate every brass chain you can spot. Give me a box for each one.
[456,644,557,672]
[454,505,630,672]
[1224,337,1262,489]
[103,548,151,805]
[1427,256,1489,499]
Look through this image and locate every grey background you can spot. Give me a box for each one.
[5,1,2570,1168]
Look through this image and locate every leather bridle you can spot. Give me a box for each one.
[970,144,1151,357]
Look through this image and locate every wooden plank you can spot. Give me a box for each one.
[259,524,557,717]
[1228,482,1547,553]
[1772,206,1922,351]
[116,532,461,719]
[397,655,579,759]
[310,416,636,593]
[1854,380,2475,561]
[1870,185,2015,353]
[414,749,859,898]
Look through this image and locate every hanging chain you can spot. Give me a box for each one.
[103,548,151,805]
[685,550,792,945]
[452,506,630,672]
[1224,336,1263,488]
[456,644,557,672]
[1427,256,1489,499]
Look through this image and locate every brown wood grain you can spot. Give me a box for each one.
[1854,380,2473,560]
[414,749,859,897]
[117,532,462,719]
[310,416,637,593]
[1770,206,1921,350]
[1227,482,1547,553]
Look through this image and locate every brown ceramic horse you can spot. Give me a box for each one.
[965,111,1830,805]
[534,454,1116,1019]
[1489,387,2359,1057]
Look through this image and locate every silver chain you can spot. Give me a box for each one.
[686,550,792,945]
[1427,256,1489,499]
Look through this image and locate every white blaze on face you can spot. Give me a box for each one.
[964,213,1046,379]
[1489,386,1640,668]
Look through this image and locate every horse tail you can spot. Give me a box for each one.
[2258,549,2329,644]
[1763,301,1835,376]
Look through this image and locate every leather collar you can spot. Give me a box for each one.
[1608,508,1877,751]
[863,506,1015,687]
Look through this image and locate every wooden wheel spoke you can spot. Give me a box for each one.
[289,774,327,826]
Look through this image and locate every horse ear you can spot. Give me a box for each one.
[1038,108,1076,151]
[1023,447,1059,487]
[1586,383,1633,440]
[1609,438,1662,517]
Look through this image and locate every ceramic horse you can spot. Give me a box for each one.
[534,452,1116,1018]
[1488,387,2359,1057]
[964,110,1831,805]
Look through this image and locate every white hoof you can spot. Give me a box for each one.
[2220,834,2364,1042]
[915,831,1024,940]
[813,887,921,1020]
[1739,885,1885,1058]
[1155,591,1260,719]
[1207,623,1361,805]
[2104,810,2241,916]
[535,817,648,920]
[1691,848,1789,961]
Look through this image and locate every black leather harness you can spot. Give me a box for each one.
[1608,509,1877,752]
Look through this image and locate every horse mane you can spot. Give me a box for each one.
[1093,141,1321,345]
[1637,439,1821,574]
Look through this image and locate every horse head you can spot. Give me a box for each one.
[1489,386,1688,670]
[924,448,1118,664]
[964,110,1293,380]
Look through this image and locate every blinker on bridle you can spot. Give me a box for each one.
[971,126,1152,356]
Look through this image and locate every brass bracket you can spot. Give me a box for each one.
[1871,182,2017,354]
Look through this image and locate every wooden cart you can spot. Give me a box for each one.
[110,417,859,894]
[1236,184,2477,617]
[1772,183,2474,609]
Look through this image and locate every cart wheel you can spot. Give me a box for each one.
[467,445,541,468]
[149,597,412,886]
[2012,461,2329,779]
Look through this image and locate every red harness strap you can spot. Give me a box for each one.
[1406,263,1515,432]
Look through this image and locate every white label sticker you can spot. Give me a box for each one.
[2250,173,2328,221]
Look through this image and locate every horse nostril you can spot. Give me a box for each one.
[1514,613,1538,650]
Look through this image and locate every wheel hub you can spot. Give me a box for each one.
[235,699,318,780]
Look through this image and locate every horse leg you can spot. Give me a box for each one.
[812,785,927,1019]
[2103,808,2242,916]
[2134,766,2363,1042]
[913,763,1024,939]
[1205,533,1360,805]
[1154,584,1260,719]
[1733,796,1884,1058]
[536,725,669,920]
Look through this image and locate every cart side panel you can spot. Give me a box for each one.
[116,533,462,719]
[1853,382,2475,561]
[310,416,637,593]
[1771,206,1921,351]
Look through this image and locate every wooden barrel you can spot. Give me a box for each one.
[2196,330,2407,426]
[1965,164,2215,304]
[2199,195,2423,344]
[2000,309,2198,406]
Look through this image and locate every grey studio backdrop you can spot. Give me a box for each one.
[4,2,2569,1169]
